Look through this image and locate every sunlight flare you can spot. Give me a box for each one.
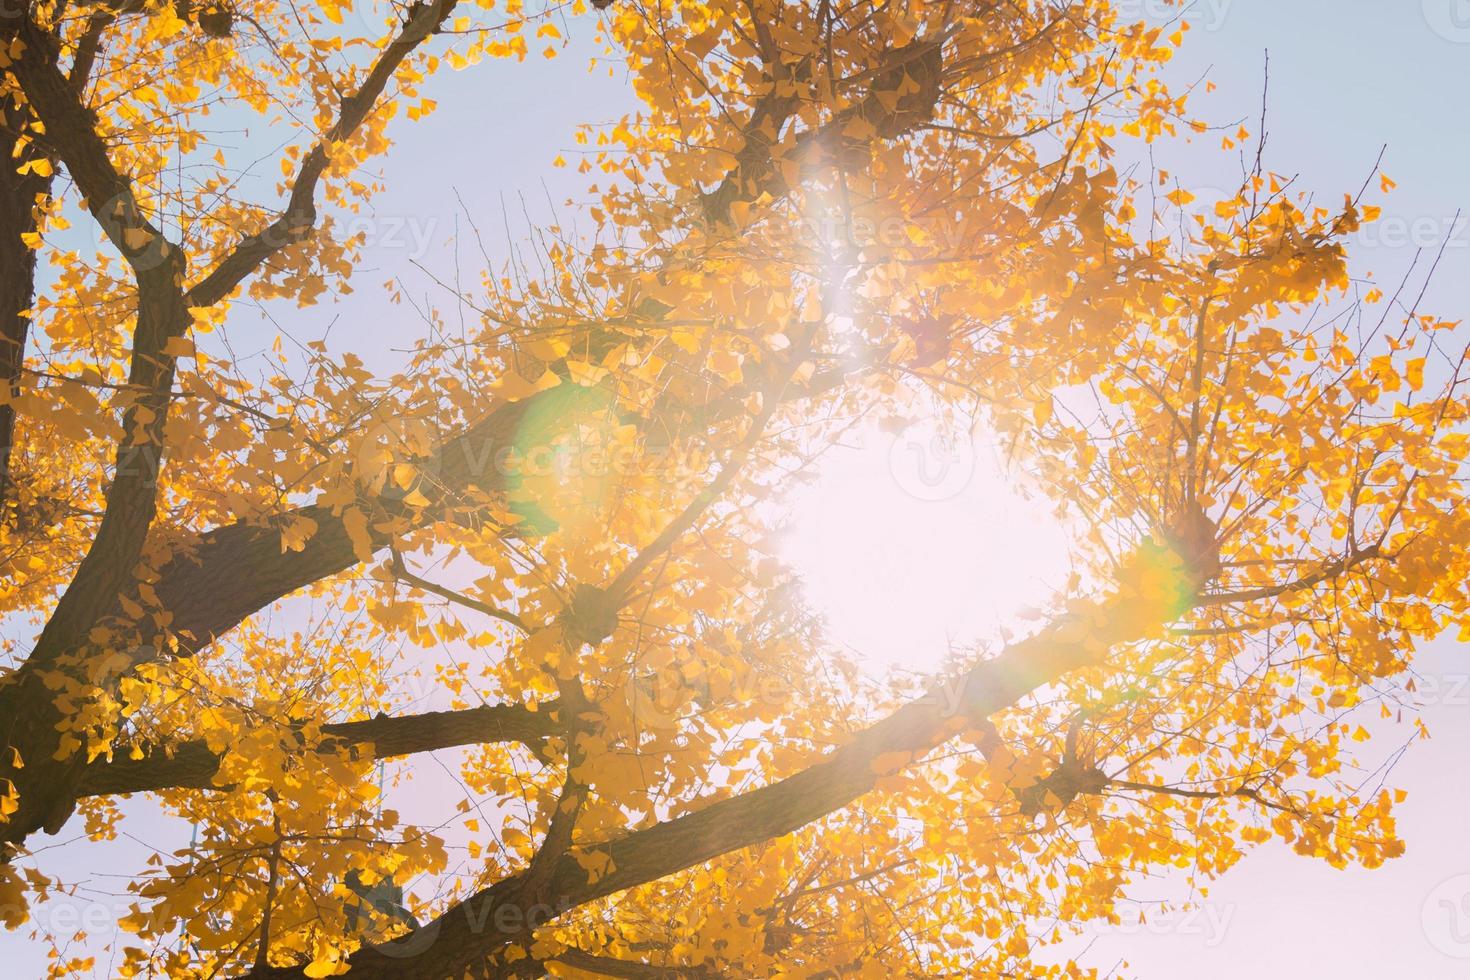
[783,420,1072,670]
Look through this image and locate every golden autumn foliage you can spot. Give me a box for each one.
[0,0,1463,977]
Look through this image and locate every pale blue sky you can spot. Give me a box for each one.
[8,2,1470,977]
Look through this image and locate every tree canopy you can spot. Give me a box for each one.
[0,0,1464,976]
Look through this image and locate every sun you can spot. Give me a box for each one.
[781,417,1073,672]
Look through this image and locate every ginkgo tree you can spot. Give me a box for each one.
[0,0,1465,976]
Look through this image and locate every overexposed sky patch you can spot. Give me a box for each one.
[782,419,1072,671]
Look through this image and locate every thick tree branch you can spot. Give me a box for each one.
[5,9,191,669]
[4,0,465,676]
[150,383,609,651]
[3,12,172,269]
[257,569,1208,979]
[548,946,714,979]
[0,9,205,844]
[0,97,50,503]
[77,701,559,798]
[66,8,115,91]
[147,342,844,657]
